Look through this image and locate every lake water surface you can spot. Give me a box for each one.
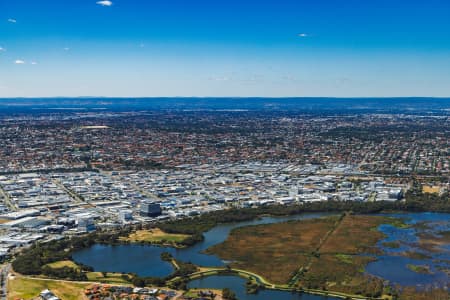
[73,212,332,277]
[366,212,450,287]
[73,212,450,299]
[188,275,337,300]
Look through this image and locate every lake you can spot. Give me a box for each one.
[73,212,450,299]
[73,212,333,277]
[188,275,337,300]
[366,212,450,287]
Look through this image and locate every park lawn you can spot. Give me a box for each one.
[86,272,132,285]
[205,216,339,284]
[8,275,89,300]
[120,228,190,244]
[45,260,80,270]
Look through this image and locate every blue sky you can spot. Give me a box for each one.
[1,0,450,97]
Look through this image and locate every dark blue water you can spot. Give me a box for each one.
[366,212,450,287]
[73,212,450,289]
[73,212,332,277]
[188,275,339,300]
[73,244,175,277]
[366,255,448,287]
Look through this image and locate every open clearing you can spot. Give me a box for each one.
[8,275,89,300]
[422,185,441,194]
[120,228,190,245]
[45,260,80,270]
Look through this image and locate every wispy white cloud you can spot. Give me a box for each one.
[31,61,38,65]
[281,75,301,83]
[336,77,351,85]
[7,18,17,23]
[208,73,237,82]
[96,1,112,6]
[298,33,309,37]
[63,47,70,51]
[0,47,5,52]
[209,76,231,82]
[240,74,264,84]
[14,60,25,64]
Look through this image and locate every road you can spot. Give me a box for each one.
[52,179,86,204]
[0,185,17,211]
[0,263,11,300]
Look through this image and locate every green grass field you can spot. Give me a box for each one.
[8,276,88,300]
[45,260,80,270]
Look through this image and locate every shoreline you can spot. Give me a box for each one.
[183,267,382,300]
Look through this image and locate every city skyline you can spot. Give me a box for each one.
[1,0,450,97]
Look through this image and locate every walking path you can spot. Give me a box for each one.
[181,266,380,300]
[289,213,346,286]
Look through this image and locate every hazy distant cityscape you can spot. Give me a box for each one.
[0,99,448,256]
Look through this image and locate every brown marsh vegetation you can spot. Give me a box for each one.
[206,214,415,298]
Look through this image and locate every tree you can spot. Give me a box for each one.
[222,288,237,300]
[131,276,145,287]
